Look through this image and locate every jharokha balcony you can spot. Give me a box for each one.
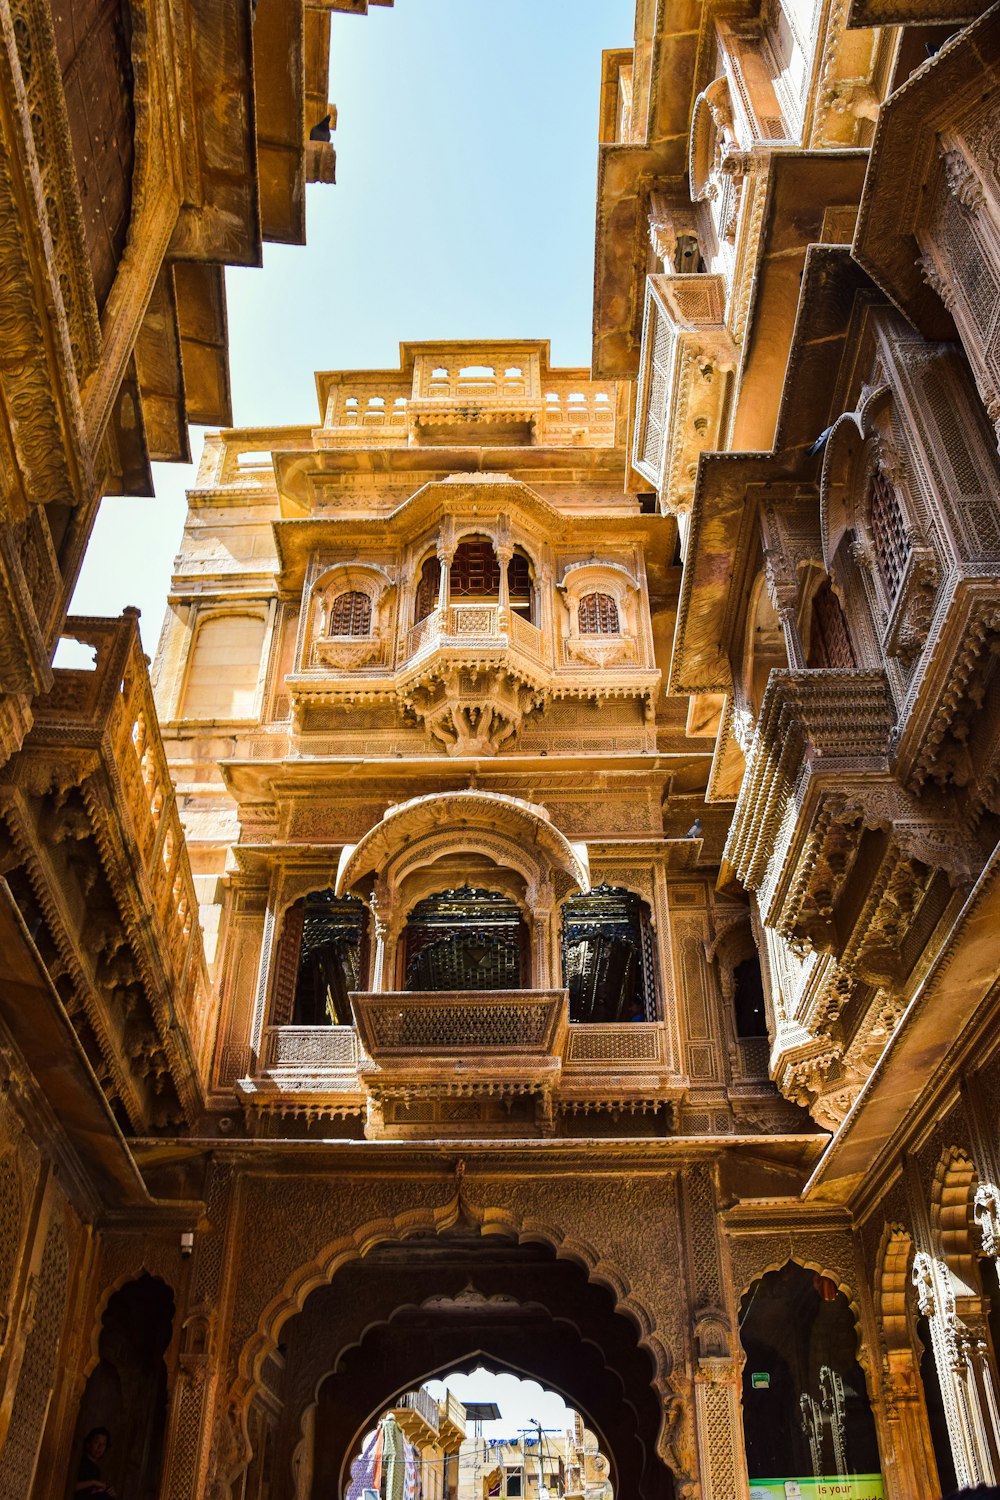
[235,794,687,1136]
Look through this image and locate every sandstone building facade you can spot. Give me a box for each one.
[0,0,1000,1498]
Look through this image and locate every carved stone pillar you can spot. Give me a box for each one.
[684,1165,750,1498]
[370,888,398,993]
[161,1164,235,1500]
[777,602,806,670]
[912,1248,1000,1487]
[436,546,453,616]
[879,1347,945,1500]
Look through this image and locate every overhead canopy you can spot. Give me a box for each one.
[336,790,590,902]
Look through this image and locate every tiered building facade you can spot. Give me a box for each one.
[1,0,1000,1497]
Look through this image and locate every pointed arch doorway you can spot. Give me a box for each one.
[235,1230,675,1500]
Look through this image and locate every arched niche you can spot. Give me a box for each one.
[739,1260,881,1486]
[70,1273,175,1500]
[740,572,786,720]
[559,884,659,1022]
[269,888,369,1026]
[336,793,589,991]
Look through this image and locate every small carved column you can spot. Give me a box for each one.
[761,534,805,670]
[911,1244,1000,1488]
[527,876,555,989]
[776,602,806,669]
[437,544,453,619]
[369,883,398,993]
[496,545,513,631]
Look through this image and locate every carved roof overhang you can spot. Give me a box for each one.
[272,476,670,591]
[806,842,1000,1202]
[0,889,156,1210]
[852,9,997,331]
[593,142,682,378]
[273,445,627,519]
[846,0,984,35]
[335,790,591,900]
[671,249,877,697]
[730,151,870,451]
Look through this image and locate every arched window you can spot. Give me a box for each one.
[807,578,856,670]
[868,467,910,601]
[402,887,526,991]
[271,890,368,1026]
[182,612,265,720]
[578,592,619,636]
[561,885,657,1022]
[329,590,372,637]
[414,556,441,625]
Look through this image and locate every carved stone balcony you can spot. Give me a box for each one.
[727,668,980,1132]
[391,1388,440,1448]
[235,1004,684,1137]
[0,614,211,1134]
[632,273,737,515]
[352,989,569,1102]
[236,1025,365,1119]
[397,605,549,754]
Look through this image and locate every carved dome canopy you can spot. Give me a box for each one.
[335,790,591,903]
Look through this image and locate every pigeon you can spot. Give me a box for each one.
[685,818,702,839]
[310,114,333,143]
[807,424,834,457]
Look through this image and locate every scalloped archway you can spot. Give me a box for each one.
[217,1196,681,1500]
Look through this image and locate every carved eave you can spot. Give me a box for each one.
[592,142,681,378]
[0,889,156,1209]
[730,151,870,451]
[273,445,629,523]
[668,450,776,697]
[0,616,211,1134]
[806,844,1000,1203]
[852,14,998,332]
[846,0,984,33]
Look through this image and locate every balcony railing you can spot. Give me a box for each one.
[402,606,545,667]
[392,1388,441,1445]
[353,990,567,1058]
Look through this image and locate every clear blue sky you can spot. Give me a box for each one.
[69,0,635,653]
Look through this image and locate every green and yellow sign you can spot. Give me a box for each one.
[750,1479,885,1500]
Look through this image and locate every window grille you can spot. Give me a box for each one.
[807,578,856,669]
[329,590,372,637]
[451,540,501,596]
[578,592,619,635]
[868,468,910,601]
